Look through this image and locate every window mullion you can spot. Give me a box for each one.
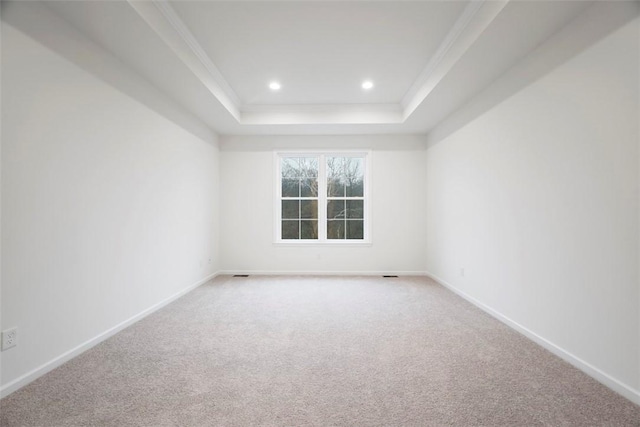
[318,154,327,242]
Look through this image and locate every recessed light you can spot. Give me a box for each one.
[362,80,374,90]
[269,81,281,91]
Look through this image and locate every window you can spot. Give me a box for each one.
[276,152,369,243]
[280,157,319,240]
[326,156,365,240]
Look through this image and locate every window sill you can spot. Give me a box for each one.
[273,240,372,247]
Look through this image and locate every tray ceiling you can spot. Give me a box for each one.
[40,0,593,135]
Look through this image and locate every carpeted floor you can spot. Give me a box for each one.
[1,275,639,426]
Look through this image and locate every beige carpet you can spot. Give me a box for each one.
[1,275,639,426]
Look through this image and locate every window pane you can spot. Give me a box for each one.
[346,178,363,197]
[301,200,318,219]
[300,158,318,177]
[282,178,299,197]
[300,220,318,239]
[326,157,344,197]
[346,220,364,239]
[328,157,365,197]
[327,200,345,219]
[327,178,344,197]
[344,157,363,181]
[326,157,343,179]
[300,178,318,197]
[281,158,300,178]
[282,220,299,239]
[327,220,345,239]
[282,200,299,219]
[282,156,318,177]
[346,200,363,219]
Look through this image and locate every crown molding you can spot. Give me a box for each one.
[241,104,403,125]
[401,1,484,111]
[127,0,509,127]
[401,0,510,120]
[127,0,241,120]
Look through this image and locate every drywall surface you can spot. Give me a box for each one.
[219,135,427,274]
[425,13,640,397]
[1,11,219,391]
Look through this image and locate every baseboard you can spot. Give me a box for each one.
[218,270,428,277]
[8,271,637,406]
[425,271,640,406]
[0,272,219,399]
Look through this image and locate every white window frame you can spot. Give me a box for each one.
[274,150,371,245]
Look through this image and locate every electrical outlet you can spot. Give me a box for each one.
[460,268,465,277]
[2,328,17,351]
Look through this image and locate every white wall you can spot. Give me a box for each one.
[220,135,427,275]
[1,4,220,395]
[425,8,640,402]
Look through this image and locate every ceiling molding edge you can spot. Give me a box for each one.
[127,0,242,120]
[241,104,403,125]
[152,1,241,106]
[400,0,484,109]
[401,0,511,121]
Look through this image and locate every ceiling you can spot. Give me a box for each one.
[170,1,467,106]
[43,0,593,136]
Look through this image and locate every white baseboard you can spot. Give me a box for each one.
[425,271,640,406]
[7,270,638,406]
[0,272,219,399]
[217,270,428,277]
